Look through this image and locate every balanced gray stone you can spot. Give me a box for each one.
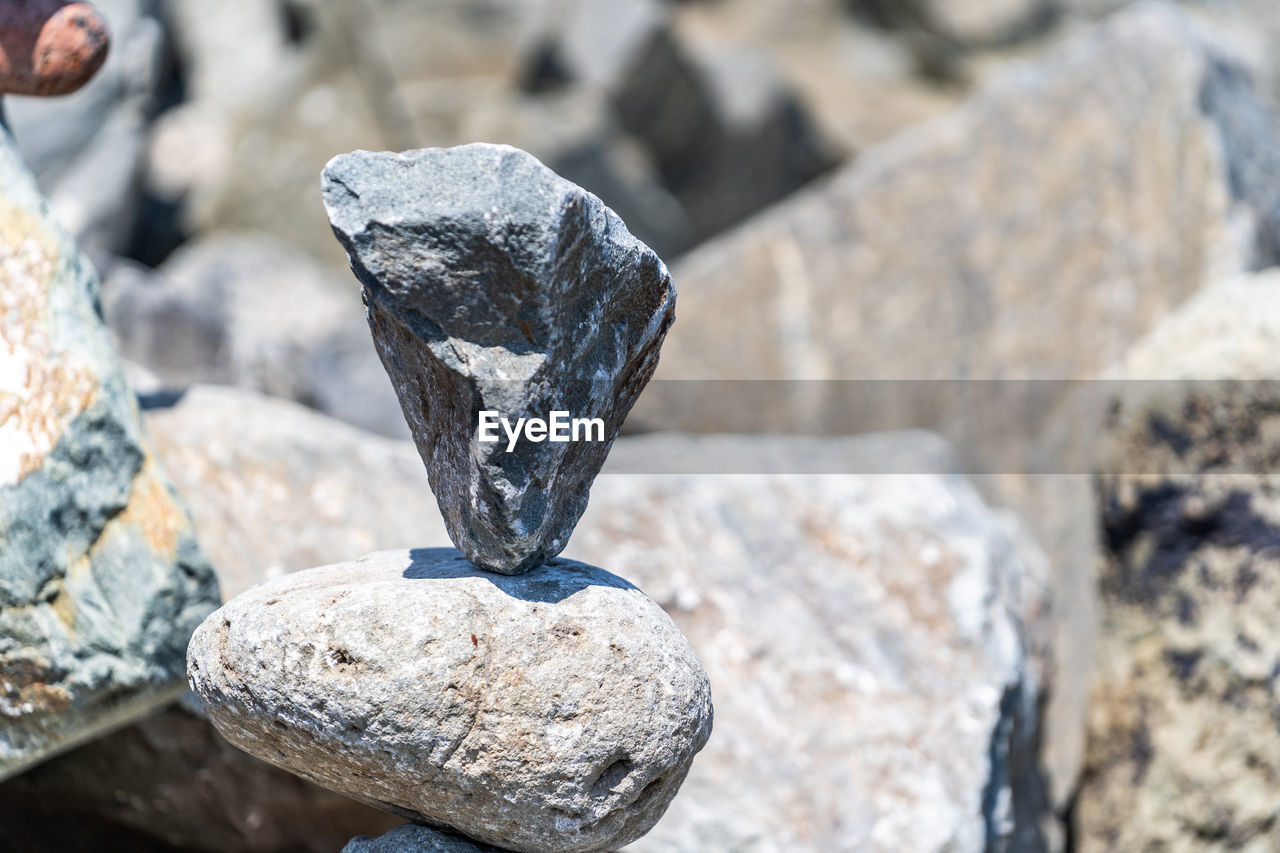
[344,823,506,853]
[0,119,219,780]
[322,143,676,574]
[186,549,712,853]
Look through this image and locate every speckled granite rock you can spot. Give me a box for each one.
[0,120,218,780]
[322,143,675,574]
[1077,271,1280,852]
[343,823,506,853]
[187,549,712,853]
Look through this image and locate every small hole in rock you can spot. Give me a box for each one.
[591,758,635,795]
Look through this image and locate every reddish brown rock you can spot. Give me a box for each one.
[0,0,109,96]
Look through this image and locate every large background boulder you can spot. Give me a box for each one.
[0,119,219,780]
[626,3,1280,814]
[152,387,1051,852]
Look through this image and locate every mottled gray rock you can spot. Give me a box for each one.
[849,0,1056,48]
[344,823,506,853]
[0,701,401,852]
[1077,271,1280,852]
[322,143,676,573]
[187,549,712,853]
[101,233,408,439]
[648,2,1280,391]
[0,120,219,780]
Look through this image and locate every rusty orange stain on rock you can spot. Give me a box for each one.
[101,454,183,559]
[0,657,71,715]
[0,1,109,96]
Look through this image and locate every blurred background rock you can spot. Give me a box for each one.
[6,0,1280,851]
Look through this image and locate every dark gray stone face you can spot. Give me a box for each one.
[322,143,675,574]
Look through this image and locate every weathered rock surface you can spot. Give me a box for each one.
[344,823,506,853]
[573,455,1054,853]
[187,549,713,853]
[322,143,676,573]
[1077,271,1280,852]
[0,0,110,96]
[101,233,408,439]
[0,119,218,780]
[0,701,402,852]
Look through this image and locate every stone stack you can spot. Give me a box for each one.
[186,144,712,852]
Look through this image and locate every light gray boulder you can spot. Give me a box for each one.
[632,2,1280,816]
[0,118,218,781]
[144,385,449,602]
[344,823,506,853]
[187,549,712,853]
[322,143,676,573]
[573,461,1053,853]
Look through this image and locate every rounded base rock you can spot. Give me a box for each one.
[186,548,712,853]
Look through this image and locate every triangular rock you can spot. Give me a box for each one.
[322,143,675,573]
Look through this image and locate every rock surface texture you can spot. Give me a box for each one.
[1077,271,1280,852]
[322,143,676,573]
[648,1,1280,396]
[0,121,218,780]
[187,549,712,853]
[572,453,1053,853]
[0,0,110,96]
[145,385,448,601]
